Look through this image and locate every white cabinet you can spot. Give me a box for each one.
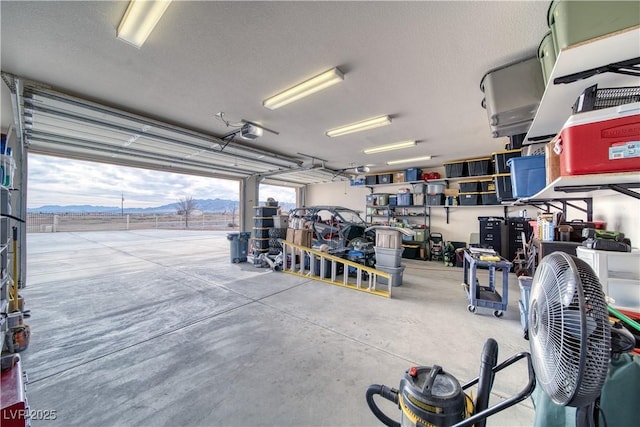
[576,246,640,311]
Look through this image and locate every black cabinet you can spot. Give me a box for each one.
[478,217,503,255]
[505,218,531,263]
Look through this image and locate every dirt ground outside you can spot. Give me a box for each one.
[27,212,240,233]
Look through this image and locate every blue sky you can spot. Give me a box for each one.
[27,153,296,208]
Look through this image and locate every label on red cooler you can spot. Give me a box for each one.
[609,141,640,160]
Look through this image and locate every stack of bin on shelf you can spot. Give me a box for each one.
[252,205,276,258]
[374,229,404,286]
[1,134,30,427]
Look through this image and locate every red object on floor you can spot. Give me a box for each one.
[1,357,28,427]
[558,104,640,176]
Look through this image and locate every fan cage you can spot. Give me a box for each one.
[528,253,610,408]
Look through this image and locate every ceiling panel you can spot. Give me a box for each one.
[2,1,550,179]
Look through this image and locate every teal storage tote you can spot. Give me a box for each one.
[507,155,546,198]
[547,1,640,54]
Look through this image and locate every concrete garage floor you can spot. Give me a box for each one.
[22,230,535,427]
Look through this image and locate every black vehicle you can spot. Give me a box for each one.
[288,206,374,250]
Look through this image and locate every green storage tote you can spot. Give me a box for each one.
[548,1,640,53]
[537,31,557,86]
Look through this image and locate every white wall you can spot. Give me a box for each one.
[592,192,640,248]
[305,180,370,213]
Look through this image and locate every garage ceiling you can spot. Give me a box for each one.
[1,1,550,184]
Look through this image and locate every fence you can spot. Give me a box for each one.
[27,212,239,233]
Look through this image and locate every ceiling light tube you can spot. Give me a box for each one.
[117,0,172,48]
[263,68,344,110]
[326,115,391,137]
[386,155,432,165]
[363,140,416,154]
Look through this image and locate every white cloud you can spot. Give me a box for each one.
[27,154,296,208]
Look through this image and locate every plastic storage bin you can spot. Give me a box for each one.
[378,174,393,184]
[396,192,413,206]
[492,149,522,174]
[467,157,492,176]
[480,56,545,138]
[426,194,445,206]
[253,238,269,250]
[374,247,404,268]
[459,193,480,206]
[365,175,378,185]
[458,180,480,193]
[547,0,640,53]
[254,206,278,217]
[507,155,546,198]
[478,179,495,192]
[444,161,467,178]
[401,244,421,259]
[537,31,557,85]
[427,183,445,194]
[404,168,422,182]
[227,232,251,263]
[375,264,405,287]
[376,229,403,249]
[254,217,275,227]
[480,191,499,205]
[493,173,514,201]
[253,227,270,239]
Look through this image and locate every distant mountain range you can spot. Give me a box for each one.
[28,198,296,214]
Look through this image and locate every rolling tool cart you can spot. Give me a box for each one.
[462,249,511,318]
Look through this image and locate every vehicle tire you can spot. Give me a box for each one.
[269,238,282,249]
[269,228,287,238]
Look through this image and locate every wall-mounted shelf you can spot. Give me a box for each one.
[432,205,514,225]
[525,26,640,143]
[366,180,425,189]
[518,172,640,202]
[440,174,494,182]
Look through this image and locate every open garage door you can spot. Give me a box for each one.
[3,73,349,186]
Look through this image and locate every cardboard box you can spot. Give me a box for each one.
[294,229,312,247]
[546,137,561,185]
[393,172,405,183]
[286,228,295,243]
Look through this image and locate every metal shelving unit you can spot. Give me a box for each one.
[365,181,430,259]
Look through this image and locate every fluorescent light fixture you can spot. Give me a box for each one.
[363,140,416,154]
[386,155,432,165]
[326,115,391,137]
[117,0,172,48]
[263,68,344,110]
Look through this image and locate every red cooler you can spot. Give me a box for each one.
[558,103,640,176]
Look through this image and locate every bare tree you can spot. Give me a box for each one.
[227,203,237,227]
[177,196,198,228]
